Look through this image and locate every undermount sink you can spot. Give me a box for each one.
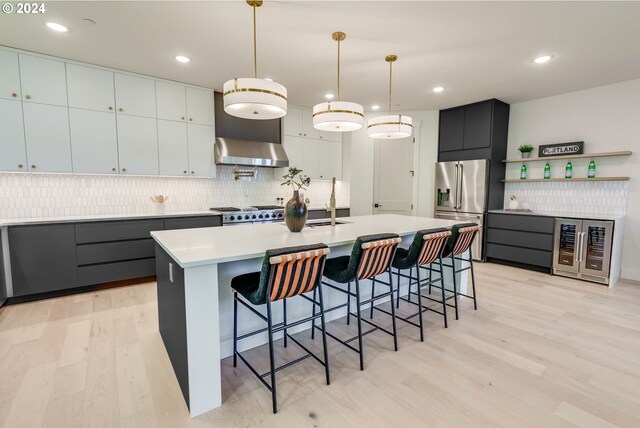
[305,221,346,227]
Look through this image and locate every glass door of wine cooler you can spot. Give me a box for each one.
[580,220,613,278]
[553,218,582,273]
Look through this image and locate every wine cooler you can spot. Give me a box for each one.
[553,218,614,285]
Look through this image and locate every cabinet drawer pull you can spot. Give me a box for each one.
[122,168,126,172]
[118,107,123,112]
[31,164,36,169]
[181,116,185,120]
[183,170,187,174]
[11,92,17,98]
[25,95,31,100]
[190,171,194,174]
[189,118,193,122]
[17,164,23,168]
[108,106,113,111]
[112,167,117,172]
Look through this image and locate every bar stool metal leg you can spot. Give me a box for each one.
[438,258,448,328]
[265,300,278,414]
[283,299,288,348]
[469,248,478,310]
[369,279,376,319]
[347,282,352,325]
[355,278,365,371]
[233,295,238,367]
[317,282,331,385]
[388,267,399,351]
[311,287,317,340]
[415,266,424,342]
[451,255,459,320]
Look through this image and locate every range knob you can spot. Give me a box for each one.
[277,213,283,218]
[229,216,235,221]
[258,214,264,219]
[244,215,250,220]
[251,214,257,220]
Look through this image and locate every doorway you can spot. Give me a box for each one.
[373,136,415,215]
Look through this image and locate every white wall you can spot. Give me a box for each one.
[506,79,640,280]
[349,110,439,217]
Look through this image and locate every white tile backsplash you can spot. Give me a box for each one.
[504,180,628,215]
[0,167,350,219]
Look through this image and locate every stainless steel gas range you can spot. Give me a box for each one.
[210,205,284,226]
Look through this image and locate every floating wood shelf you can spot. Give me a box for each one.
[502,150,632,163]
[502,177,630,183]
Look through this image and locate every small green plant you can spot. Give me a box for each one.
[281,167,310,191]
[517,144,534,153]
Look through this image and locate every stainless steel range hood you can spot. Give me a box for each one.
[214,138,289,168]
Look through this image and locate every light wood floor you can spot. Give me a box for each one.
[1,263,639,427]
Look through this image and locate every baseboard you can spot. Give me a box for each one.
[621,267,640,283]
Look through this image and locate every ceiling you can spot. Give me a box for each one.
[1,1,639,111]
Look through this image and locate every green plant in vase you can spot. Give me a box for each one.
[517,144,534,159]
[281,167,311,232]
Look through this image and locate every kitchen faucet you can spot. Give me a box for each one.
[326,177,337,226]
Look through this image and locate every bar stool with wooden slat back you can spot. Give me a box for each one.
[311,234,402,371]
[390,228,452,339]
[231,243,331,414]
[429,223,481,320]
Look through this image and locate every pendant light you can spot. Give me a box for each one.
[367,55,412,139]
[313,32,364,132]
[223,1,287,120]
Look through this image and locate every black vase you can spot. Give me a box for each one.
[285,190,308,232]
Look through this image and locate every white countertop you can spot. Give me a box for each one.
[0,210,223,227]
[151,214,460,268]
[488,209,624,221]
[0,206,350,227]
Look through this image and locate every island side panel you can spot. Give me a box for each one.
[155,244,190,410]
[184,262,222,416]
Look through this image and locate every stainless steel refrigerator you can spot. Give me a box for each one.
[434,159,488,261]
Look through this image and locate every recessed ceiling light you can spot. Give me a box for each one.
[371,105,380,110]
[45,22,68,33]
[175,55,191,63]
[432,86,445,93]
[534,55,552,64]
[324,93,335,100]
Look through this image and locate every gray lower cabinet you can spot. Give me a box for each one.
[485,213,554,271]
[1,229,7,302]
[307,208,350,220]
[9,224,78,296]
[7,214,222,298]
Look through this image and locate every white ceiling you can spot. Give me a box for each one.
[1,1,639,111]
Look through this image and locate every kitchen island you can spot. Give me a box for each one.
[151,214,467,416]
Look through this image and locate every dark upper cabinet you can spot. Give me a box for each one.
[438,99,509,162]
[9,224,78,296]
[463,101,492,149]
[438,108,465,152]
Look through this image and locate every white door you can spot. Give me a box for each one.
[186,87,214,126]
[69,108,119,174]
[318,140,342,180]
[0,99,27,171]
[116,115,159,175]
[19,54,68,106]
[158,120,188,176]
[282,106,302,137]
[373,137,414,215]
[302,109,320,140]
[114,73,156,118]
[66,64,115,113]
[302,138,320,178]
[23,103,72,172]
[0,50,21,101]
[156,81,187,122]
[187,124,216,177]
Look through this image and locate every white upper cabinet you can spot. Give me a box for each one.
[0,50,21,101]
[283,106,303,137]
[116,115,159,175]
[318,130,342,143]
[19,54,68,106]
[0,99,27,171]
[281,136,303,170]
[156,81,187,122]
[186,87,214,126]
[318,140,343,180]
[69,108,119,174]
[158,120,189,176]
[302,109,320,140]
[302,138,320,179]
[187,124,216,177]
[66,64,115,112]
[114,73,156,118]
[22,103,72,172]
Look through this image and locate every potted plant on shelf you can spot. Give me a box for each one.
[281,167,311,232]
[518,144,535,159]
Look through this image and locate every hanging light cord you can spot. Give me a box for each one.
[252,3,258,78]
[337,37,341,100]
[388,59,393,114]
